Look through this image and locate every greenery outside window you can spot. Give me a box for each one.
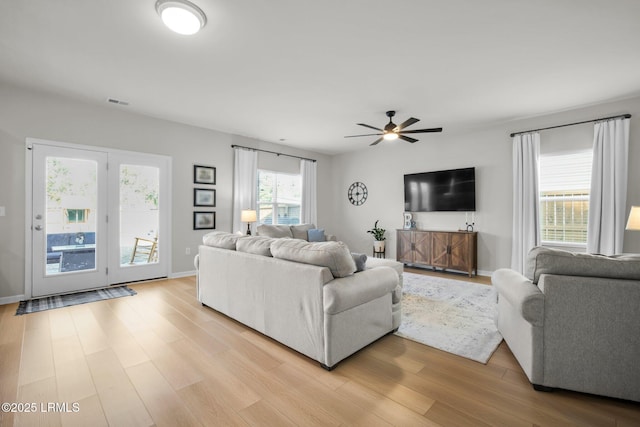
[257,170,301,225]
[539,150,592,246]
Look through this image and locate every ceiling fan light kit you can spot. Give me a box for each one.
[345,110,443,146]
[156,0,207,35]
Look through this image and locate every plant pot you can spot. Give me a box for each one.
[373,240,385,252]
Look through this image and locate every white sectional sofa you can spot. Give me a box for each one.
[195,231,403,369]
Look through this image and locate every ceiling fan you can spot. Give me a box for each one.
[345,110,443,146]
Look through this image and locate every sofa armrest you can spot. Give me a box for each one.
[323,267,398,314]
[492,268,544,327]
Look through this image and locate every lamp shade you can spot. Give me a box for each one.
[626,206,640,230]
[241,209,257,223]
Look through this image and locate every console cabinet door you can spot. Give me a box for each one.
[431,232,450,268]
[449,233,470,272]
[397,231,414,263]
[413,231,431,264]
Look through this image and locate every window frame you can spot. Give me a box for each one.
[538,149,592,249]
[257,169,302,226]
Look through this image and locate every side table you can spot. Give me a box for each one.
[373,248,385,258]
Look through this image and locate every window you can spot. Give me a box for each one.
[65,208,89,224]
[257,170,301,225]
[539,150,592,246]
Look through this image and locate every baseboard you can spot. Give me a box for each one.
[0,294,25,306]
[477,269,493,278]
[170,270,196,279]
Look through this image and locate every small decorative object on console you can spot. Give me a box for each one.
[403,212,413,229]
[465,212,476,232]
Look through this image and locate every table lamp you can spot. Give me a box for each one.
[241,209,257,235]
[626,206,640,231]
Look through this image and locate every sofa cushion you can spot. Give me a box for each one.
[291,223,315,240]
[526,246,640,284]
[236,236,274,257]
[308,228,326,242]
[351,253,367,272]
[256,224,293,239]
[202,231,241,250]
[270,239,356,278]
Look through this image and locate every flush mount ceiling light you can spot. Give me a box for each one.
[156,0,207,35]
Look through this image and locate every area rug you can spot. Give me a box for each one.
[395,273,502,363]
[16,286,136,315]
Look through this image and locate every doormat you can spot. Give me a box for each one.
[395,273,502,364]
[16,286,137,315]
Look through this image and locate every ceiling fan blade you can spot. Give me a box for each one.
[401,127,443,134]
[344,133,383,138]
[357,123,383,131]
[395,117,420,131]
[369,137,384,146]
[399,135,419,143]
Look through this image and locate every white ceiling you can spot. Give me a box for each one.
[1,0,639,155]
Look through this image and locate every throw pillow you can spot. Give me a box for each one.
[202,231,241,250]
[256,224,293,239]
[291,223,315,240]
[270,239,357,278]
[307,228,326,242]
[236,236,274,257]
[351,252,367,272]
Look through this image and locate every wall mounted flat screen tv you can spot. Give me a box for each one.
[404,167,476,212]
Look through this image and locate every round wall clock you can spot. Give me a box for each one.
[348,182,368,206]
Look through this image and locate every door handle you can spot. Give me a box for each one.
[34,225,42,231]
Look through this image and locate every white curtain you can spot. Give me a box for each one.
[511,132,541,273]
[300,159,317,225]
[232,147,258,234]
[587,118,630,255]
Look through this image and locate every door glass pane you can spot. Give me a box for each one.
[45,157,97,275]
[120,165,160,266]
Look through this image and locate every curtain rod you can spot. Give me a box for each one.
[231,144,316,163]
[510,113,631,137]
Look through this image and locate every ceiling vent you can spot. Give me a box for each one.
[107,98,129,106]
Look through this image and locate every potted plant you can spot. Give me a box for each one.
[367,220,386,252]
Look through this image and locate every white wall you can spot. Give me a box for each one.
[1,81,639,300]
[0,83,334,300]
[332,95,640,274]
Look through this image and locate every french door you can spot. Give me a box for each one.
[28,139,171,298]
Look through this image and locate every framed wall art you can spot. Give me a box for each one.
[194,165,216,185]
[193,211,216,230]
[194,188,216,207]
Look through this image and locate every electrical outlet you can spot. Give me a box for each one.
[185,247,191,255]
[0,206,5,217]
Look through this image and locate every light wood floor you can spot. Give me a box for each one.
[1,270,639,426]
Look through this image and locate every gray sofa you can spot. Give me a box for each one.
[195,231,403,369]
[492,247,640,402]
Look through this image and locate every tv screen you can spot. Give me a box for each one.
[404,167,476,212]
